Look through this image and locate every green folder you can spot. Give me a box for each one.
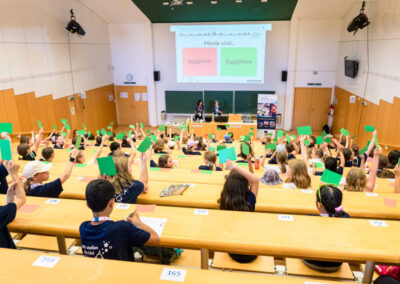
[174,135,179,142]
[100,128,106,135]
[53,124,56,130]
[320,169,342,187]
[218,147,236,163]
[313,162,324,169]
[265,143,276,150]
[75,136,82,149]
[107,131,112,136]
[65,123,71,130]
[242,143,250,155]
[217,145,227,152]
[365,125,375,132]
[137,137,152,153]
[244,135,250,142]
[37,120,42,129]
[277,130,284,138]
[0,123,12,134]
[325,137,332,143]
[209,147,216,152]
[359,146,368,155]
[97,156,117,176]
[0,139,12,160]
[316,136,323,145]
[297,126,312,136]
[78,129,85,135]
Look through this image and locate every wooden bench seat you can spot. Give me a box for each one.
[16,235,76,253]
[212,252,275,273]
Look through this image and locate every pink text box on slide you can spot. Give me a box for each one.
[182,48,217,76]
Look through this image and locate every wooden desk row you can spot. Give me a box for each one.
[0,248,344,284]
[5,196,400,283]
[57,177,400,220]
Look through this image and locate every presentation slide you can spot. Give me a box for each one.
[170,24,271,84]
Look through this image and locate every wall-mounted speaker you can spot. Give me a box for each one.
[281,71,287,82]
[154,71,160,81]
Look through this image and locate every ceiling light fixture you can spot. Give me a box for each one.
[261,0,268,2]
[235,0,242,3]
[186,1,193,4]
[163,2,169,5]
[211,0,217,4]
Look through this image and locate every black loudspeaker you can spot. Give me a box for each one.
[154,71,160,81]
[281,71,287,82]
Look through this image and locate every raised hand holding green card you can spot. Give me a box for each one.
[297,126,312,136]
[37,120,43,129]
[174,135,179,141]
[218,147,236,163]
[75,136,82,150]
[265,143,276,150]
[100,128,106,135]
[0,139,12,160]
[304,140,311,146]
[159,125,165,131]
[242,143,250,156]
[53,124,56,130]
[325,137,332,143]
[61,119,68,123]
[365,125,375,132]
[244,135,250,142]
[316,136,323,145]
[116,134,124,140]
[137,137,152,153]
[320,169,342,187]
[97,156,117,176]
[140,123,144,128]
[0,123,12,134]
[373,135,379,149]
[277,130,284,138]
[65,123,71,130]
[82,123,86,128]
[78,129,85,135]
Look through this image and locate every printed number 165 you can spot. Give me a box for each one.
[168,270,180,277]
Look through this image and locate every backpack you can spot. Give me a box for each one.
[375,265,400,281]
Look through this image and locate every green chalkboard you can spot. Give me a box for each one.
[204,91,233,114]
[234,90,275,114]
[165,91,203,114]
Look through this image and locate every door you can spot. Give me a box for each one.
[116,86,149,126]
[292,88,332,131]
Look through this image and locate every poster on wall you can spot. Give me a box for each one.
[257,94,277,130]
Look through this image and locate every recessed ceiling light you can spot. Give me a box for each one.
[187,1,193,4]
[211,1,217,4]
[163,2,169,5]
[261,0,268,2]
[236,0,242,3]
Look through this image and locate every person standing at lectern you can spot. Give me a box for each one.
[194,100,204,121]
[213,100,223,116]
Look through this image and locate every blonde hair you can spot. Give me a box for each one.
[286,159,311,189]
[23,177,34,193]
[204,151,217,171]
[276,152,288,174]
[182,135,189,145]
[108,153,134,195]
[344,168,366,192]
[153,140,165,153]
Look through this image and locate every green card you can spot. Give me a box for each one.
[137,137,152,153]
[140,123,144,128]
[78,129,85,135]
[217,127,222,131]
[75,136,82,149]
[209,147,216,152]
[266,133,273,136]
[87,131,91,137]
[209,133,213,139]
[37,120,42,129]
[150,135,158,142]
[129,125,134,129]
[244,135,250,142]
[313,161,324,169]
[340,128,350,137]
[373,135,379,149]
[325,137,332,143]
[96,130,100,136]
[297,126,312,136]
[250,127,254,131]
[226,125,230,128]
[147,129,151,134]
[359,146,368,155]
[0,139,12,160]
[61,132,67,137]
[228,132,233,138]
[218,147,236,163]
[128,131,132,138]
[159,125,165,131]
[249,132,254,137]
[178,155,186,158]
[116,134,124,140]
[286,135,291,143]
[120,132,126,136]
[100,128,106,135]
[277,130,284,138]
[291,135,296,140]
[304,140,311,146]
[239,136,244,141]
[65,123,71,130]
[82,123,86,128]
[97,156,117,176]
[174,135,180,142]
[65,149,72,152]
[365,125,375,132]
[320,169,342,187]
[217,145,227,151]
[107,126,112,129]
[75,163,87,168]
[110,122,114,125]
[107,131,112,136]
[316,136,323,145]
[42,161,51,164]
[265,143,276,150]
[321,131,327,137]
[53,124,56,130]
[242,143,250,156]
[61,119,68,123]
[201,170,213,174]
[149,167,161,171]
[0,123,12,134]
[398,157,400,166]
[273,137,278,143]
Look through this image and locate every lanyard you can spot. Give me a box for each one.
[91,216,110,222]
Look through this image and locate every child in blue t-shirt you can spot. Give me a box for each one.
[0,160,26,249]
[17,128,43,160]
[79,179,159,261]
[199,151,222,171]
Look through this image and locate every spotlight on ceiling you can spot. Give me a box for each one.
[347,1,370,35]
[66,9,85,36]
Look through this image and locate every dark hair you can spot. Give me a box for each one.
[316,185,347,217]
[324,157,338,172]
[95,136,102,145]
[342,148,352,161]
[17,143,30,156]
[20,136,30,144]
[41,147,54,160]
[388,150,400,168]
[286,143,294,153]
[219,171,251,211]
[378,154,389,169]
[109,141,120,152]
[197,100,203,106]
[121,137,129,148]
[72,129,78,138]
[88,134,95,141]
[86,179,115,212]
[158,154,170,168]
[351,144,359,157]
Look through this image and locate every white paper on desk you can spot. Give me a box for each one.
[115,204,130,209]
[160,267,187,282]
[194,209,208,215]
[301,189,312,194]
[45,199,60,204]
[278,215,294,221]
[135,93,140,101]
[140,217,167,237]
[365,192,378,197]
[387,178,395,182]
[142,93,148,101]
[369,220,388,227]
[32,255,60,268]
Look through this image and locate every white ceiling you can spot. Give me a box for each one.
[77,0,360,24]
[77,0,148,23]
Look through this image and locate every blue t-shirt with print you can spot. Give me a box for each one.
[79,220,150,261]
[0,164,9,194]
[0,203,17,249]
[27,178,63,198]
[114,180,144,204]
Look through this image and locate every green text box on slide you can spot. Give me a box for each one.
[221,47,257,77]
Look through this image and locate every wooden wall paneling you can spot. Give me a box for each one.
[53,97,71,131]
[14,93,34,132]
[44,95,57,130]
[1,89,22,132]
[0,90,10,123]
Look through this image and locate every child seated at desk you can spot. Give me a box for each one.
[79,179,159,261]
[0,161,26,249]
[39,147,55,162]
[199,151,222,171]
[17,128,42,161]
